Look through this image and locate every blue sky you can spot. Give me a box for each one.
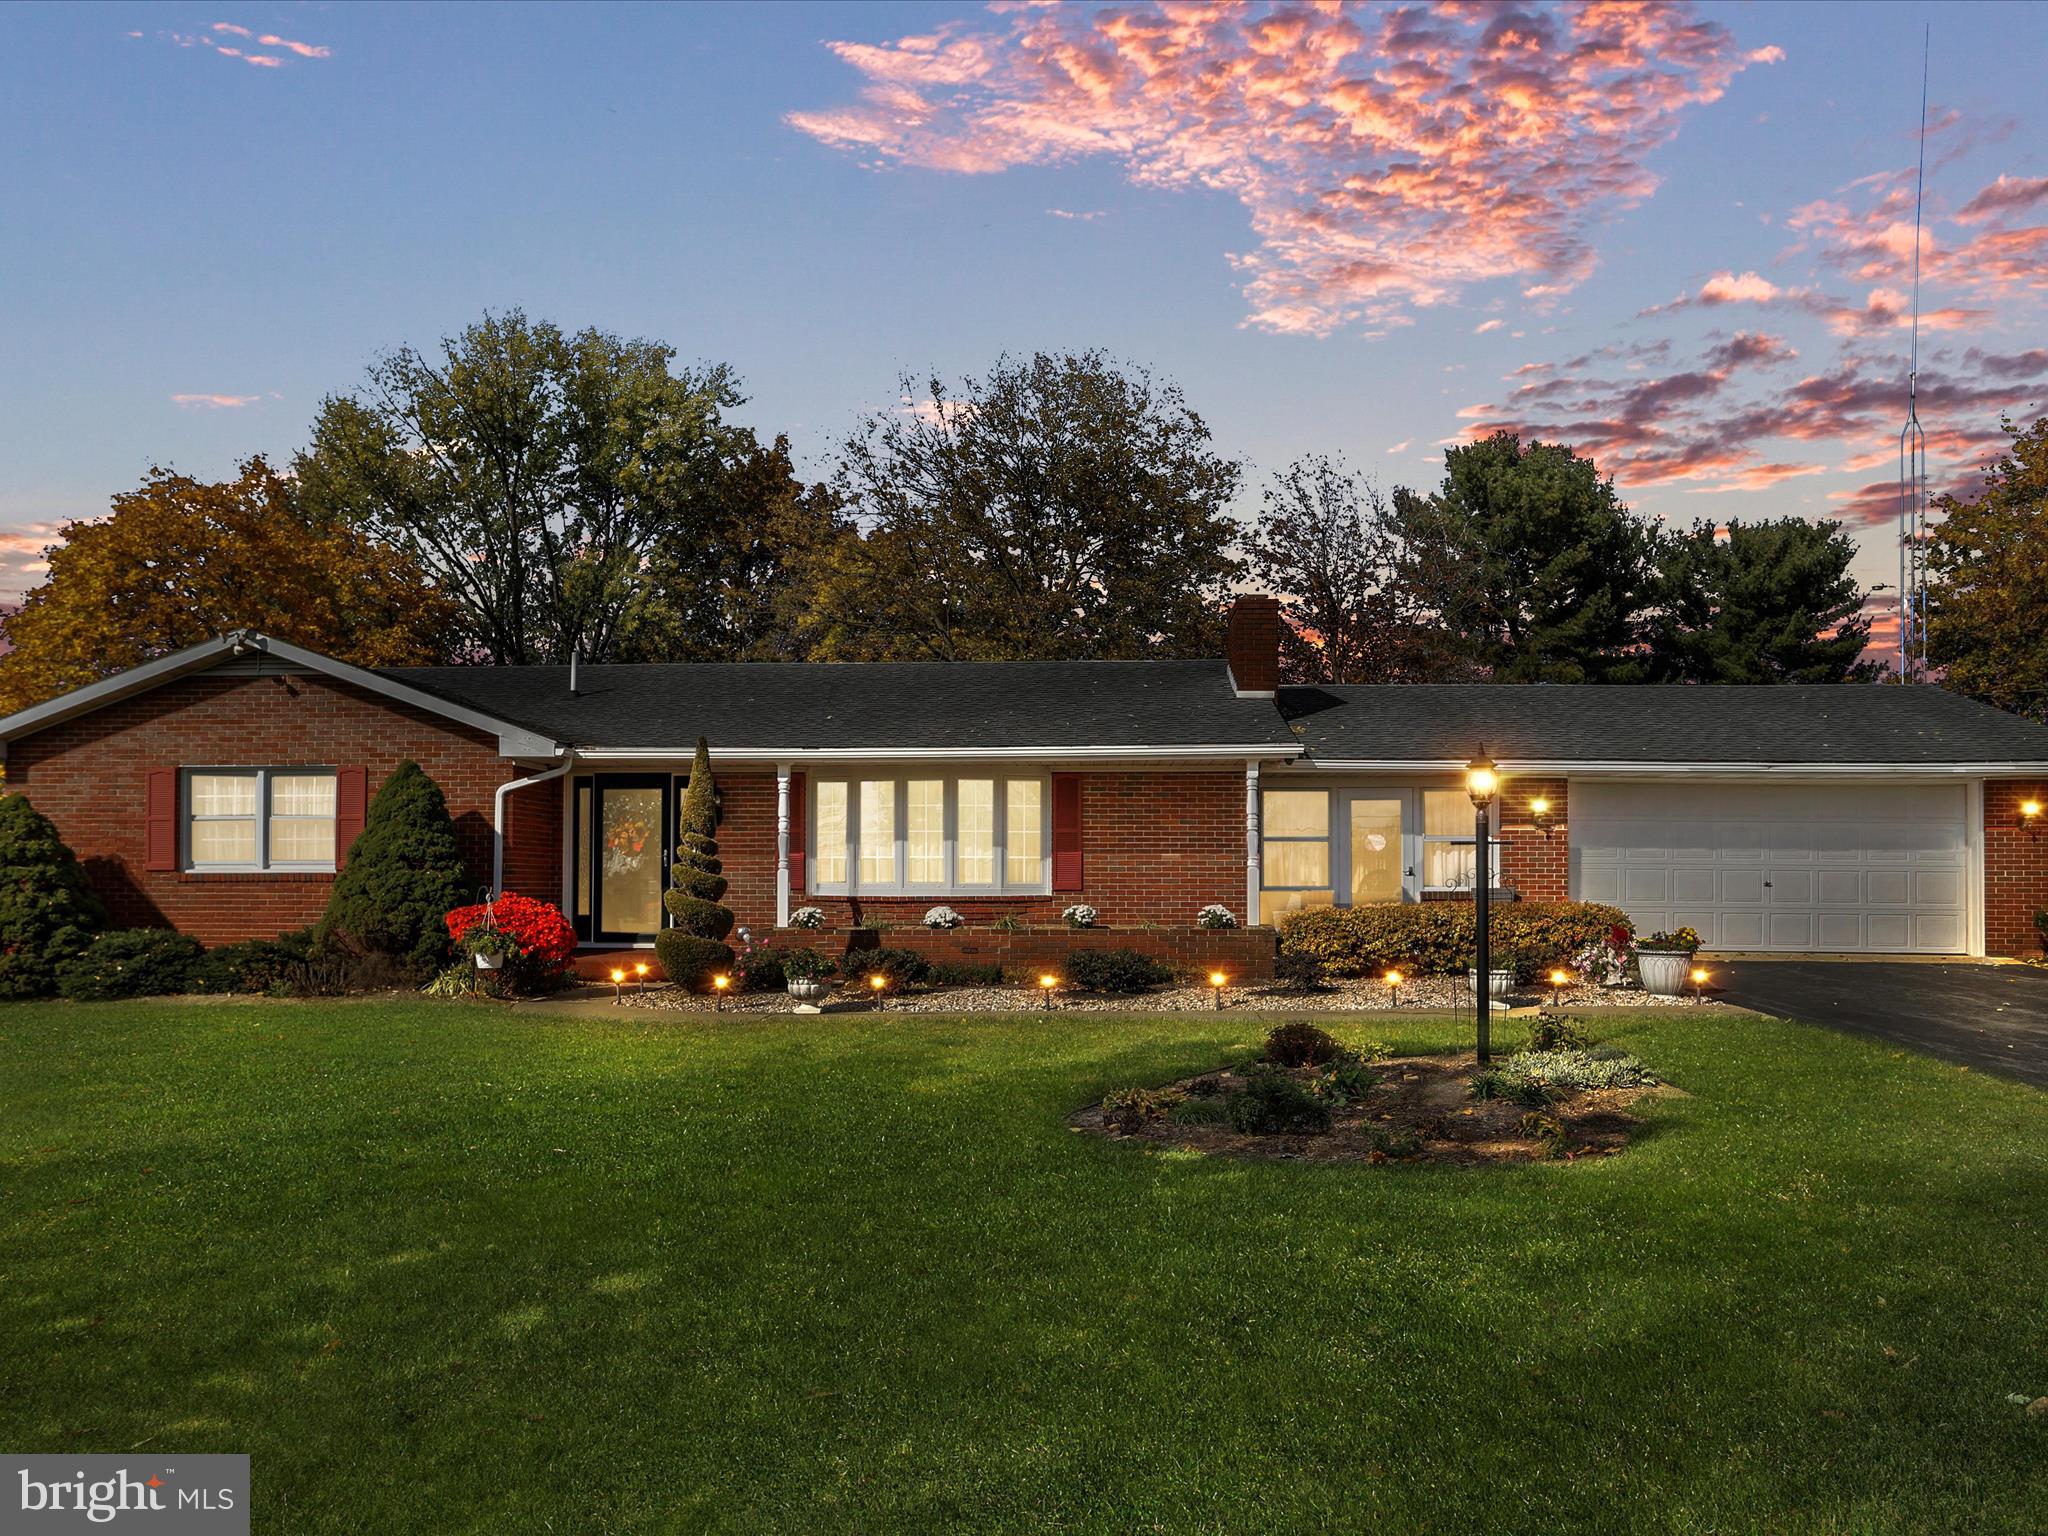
[3,2,2046,628]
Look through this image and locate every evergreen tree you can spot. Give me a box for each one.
[656,738,735,988]
[1648,517,1876,683]
[1928,415,2048,720]
[315,761,470,973]
[0,789,107,997]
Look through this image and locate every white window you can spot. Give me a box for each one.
[1260,788,1333,926]
[1422,789,1497,892]
[185,768,337,871]
[809,773,1050,895]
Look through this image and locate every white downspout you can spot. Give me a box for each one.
[495,752,577,897]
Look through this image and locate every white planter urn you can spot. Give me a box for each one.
[1637,951,1691,997]
[786,977,828,1002]
[1466,968,1517,1000]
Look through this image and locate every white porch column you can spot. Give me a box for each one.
[775,763,792,929]
[1244,760,1261,926]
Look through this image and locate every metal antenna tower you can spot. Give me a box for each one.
[1896,26,1931,682]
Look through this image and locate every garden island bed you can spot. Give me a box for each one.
[1072,1019,1680,1167]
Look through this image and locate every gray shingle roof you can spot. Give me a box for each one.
[381,659,1300,753]
[1278,683,2048,764]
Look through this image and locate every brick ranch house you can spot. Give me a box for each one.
[3,595,2046,975]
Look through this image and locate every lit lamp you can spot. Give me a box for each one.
[1530,796,1554,841]
[1690,965,1709,1001]
[1038,973,1059,1011]
[713,973,731,1012]
[1384,968,1403,1008]
[869,972,889,1011]
[1208,970,1228,1010]
[1467,749,1499,1064]
[609,967,626,1005]
[634,961,650,994]
[2021,799,2043,835]
[1549,967,1572,1008]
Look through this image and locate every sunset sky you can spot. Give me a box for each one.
[3,1,2045,636]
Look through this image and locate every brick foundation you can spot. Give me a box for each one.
[1985,778,2048,959]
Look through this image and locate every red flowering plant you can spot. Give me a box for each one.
[444,893,578,994]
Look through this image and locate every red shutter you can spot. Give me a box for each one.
[788,772,806,896]
[145,769,178,872]
[334,765,368,868]
[1052,773,1084,891]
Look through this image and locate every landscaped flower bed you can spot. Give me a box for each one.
[1073,1019,1677,1166]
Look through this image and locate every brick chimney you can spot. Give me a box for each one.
[1226,594,1282,697]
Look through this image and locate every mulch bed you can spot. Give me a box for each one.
[1072,1053,1678,1166]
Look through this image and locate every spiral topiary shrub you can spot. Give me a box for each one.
[663,737,735,947]
[0,789,107,997]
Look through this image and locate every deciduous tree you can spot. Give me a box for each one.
[1927,415,2048,719]
[0,458,458,716]
[295,310,742,664]
[802,351,1243,660]
[1647,517,1876,683]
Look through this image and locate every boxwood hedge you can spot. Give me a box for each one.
[1277,900,1632,980]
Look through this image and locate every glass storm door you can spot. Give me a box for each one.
[1347,797,1406,905]
[591,775,669,942]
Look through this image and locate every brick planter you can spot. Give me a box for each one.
[769,924,1277,981]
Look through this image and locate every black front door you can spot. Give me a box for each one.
[589,774,670,943]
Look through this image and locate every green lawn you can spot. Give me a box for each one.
[1,1000,2043,1533]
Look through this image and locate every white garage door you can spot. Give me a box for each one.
[1572,782,1970,954]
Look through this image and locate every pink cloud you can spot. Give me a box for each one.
[1699,270,1781,304]
[170,392,260,409]
[1473,319,1504,334]
[789,3,1780,335]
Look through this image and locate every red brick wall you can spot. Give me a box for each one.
[1500,776,1568,902]
[6,673,561,944]
[717,768,1254,933]
[1985,778,2048,959]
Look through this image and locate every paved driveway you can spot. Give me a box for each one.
[1716,959,2048,1088]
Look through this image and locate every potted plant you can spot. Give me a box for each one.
[789,906,826,931]
[1467,936,1522,1001]
[461,923,519,972]
[1636,928,1701,997]
[1196,904,1238,930]
[922,906,964,930]
[781,947,835,1005]
[1062,903,1098,930]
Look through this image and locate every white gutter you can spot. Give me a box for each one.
[495,753,577,895]
[1286,759,2048,777]
[568,743,1303,763]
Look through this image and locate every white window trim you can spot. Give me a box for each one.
[1259,786,1502,908]
[182,766,338,874]
[808,772,1052,897]
[1420,792,1502,895]
[1259,788,1334,905]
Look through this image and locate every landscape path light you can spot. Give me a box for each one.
[1384,968,1403,1008]
[1208,970,1227,1010]
[1038,973,1059,1011]
[1466,749,1499,1064]
[1549,967,1572,1008]
[634,961,650,994]
[869,972,889,1011]
[1690,965,1709,1002]
[609,967,626,1006]
[713,973,731,1012]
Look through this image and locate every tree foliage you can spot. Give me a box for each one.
[801,351,1243,660]
[1391,432,1658,682]
[1928,415,2048,720]
[0,458,458,716]
[315,761,470,973]
[1648,517,1877,683]
[1246,456,1437,683]
[0,789,107,998]
[295,310,742,664]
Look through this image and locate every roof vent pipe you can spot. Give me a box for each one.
[569,646,580,698]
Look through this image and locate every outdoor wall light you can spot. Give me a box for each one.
[713,973,731,1011]
[1384,968,1403,1007]
[1038,973,1059,1010]
[2021,799,2042,833]
[609,967,626,1005]
[1530,796,1554,840]
[1208,970,1228,1010]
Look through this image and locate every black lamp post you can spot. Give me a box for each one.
[1467,749,1499,1065]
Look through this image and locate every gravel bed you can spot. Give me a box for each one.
[611,976,1708,1014]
